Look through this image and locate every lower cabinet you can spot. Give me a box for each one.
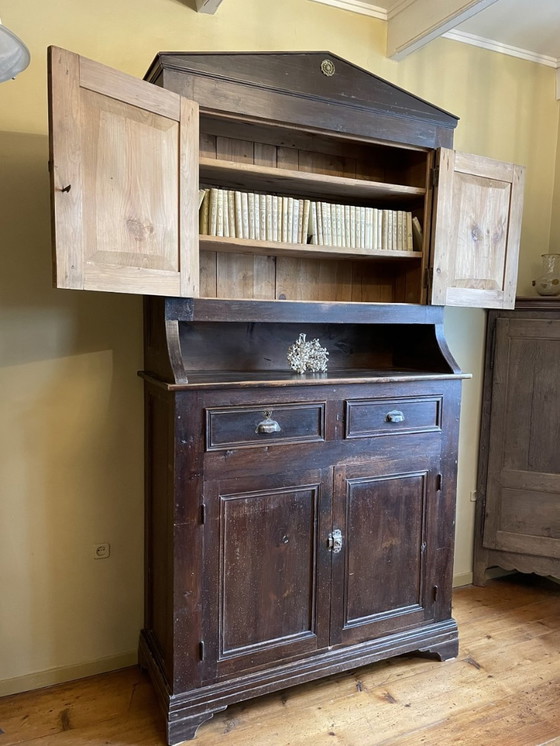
[140,379,461,744]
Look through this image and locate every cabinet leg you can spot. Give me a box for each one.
[419,638,459,662]
[473,545,490,586]
[168,708,227,744]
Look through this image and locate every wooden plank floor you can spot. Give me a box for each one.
[1,574,559,746]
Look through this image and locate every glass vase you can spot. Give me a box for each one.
[532,253,560,296]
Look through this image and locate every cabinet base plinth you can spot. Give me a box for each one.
[139,620,459,744]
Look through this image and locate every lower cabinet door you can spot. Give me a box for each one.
[201,468,332,681]
[330,454,441,646]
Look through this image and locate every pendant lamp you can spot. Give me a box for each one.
[0,19,29,82]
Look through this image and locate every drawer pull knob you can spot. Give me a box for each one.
[386,409,405,423]
[256,411,282,434]
[327,529,343,553]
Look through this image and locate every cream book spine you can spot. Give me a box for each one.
[302,199,311,244]
[281,197,289,243]
[309,201,317,244]
[292,198,300,244]
[227,190,236,238]
[209,187,219,236]
[199,189,209,235]
[241,191,249,239]
[350,205,356,248]
[248,192,256,240]
[259,194,267,241]
[221,190,229,238]
[265,194,273,241]
[321,202,331,246]
[412,216,423,251]
[297,199,305,243]
[371,208,379,251]
[406,211,413,251]
[272,195,279,241]
[234,191,243,238]
[365,207,373,250]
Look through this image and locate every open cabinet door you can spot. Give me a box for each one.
[48,47,199,297]
[430,149,524,309]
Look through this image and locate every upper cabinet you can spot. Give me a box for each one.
[48,47,525,309]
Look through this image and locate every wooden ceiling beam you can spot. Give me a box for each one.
[195,0,225,13]
[387,0,499,60]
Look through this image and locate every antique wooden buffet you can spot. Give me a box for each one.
[48,47,524,743]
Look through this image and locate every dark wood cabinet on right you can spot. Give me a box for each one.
[474,299,560,583]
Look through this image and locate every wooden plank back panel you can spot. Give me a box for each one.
[214,136,276,299]
[199,132,218,295]
[197,132,424,302]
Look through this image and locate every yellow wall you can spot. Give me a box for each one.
[0,0,558,694]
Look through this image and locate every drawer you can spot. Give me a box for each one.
[206,402,325,451]
[345,396,442,438]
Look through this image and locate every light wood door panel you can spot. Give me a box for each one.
[431,149,524,309]
[48,46,199,297]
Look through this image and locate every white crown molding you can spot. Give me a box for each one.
[387,0,500,60]
[308,0,388,20]
[444,29,560,68]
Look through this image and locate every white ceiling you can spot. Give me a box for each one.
[311,0,560,66]
[452,0,560,63]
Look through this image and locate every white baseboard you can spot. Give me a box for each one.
[0,651,137,698]
[453,572,473,588]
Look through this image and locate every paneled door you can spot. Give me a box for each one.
[201,469,332,681]
[431,149,524,309]
[49,46,199,296]
[330,454,441,646]
[483,317,560,560]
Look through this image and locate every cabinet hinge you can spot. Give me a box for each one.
[424,267,434,294]
[433,585,439,601]
[436,473,443,492]
[489,323,497,370]
[431,166,440,187]
[200,503,206,524]
[199,641,205,660]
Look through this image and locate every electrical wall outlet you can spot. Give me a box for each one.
[93,543,110,559]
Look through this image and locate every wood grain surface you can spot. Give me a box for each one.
[1,574,558,745]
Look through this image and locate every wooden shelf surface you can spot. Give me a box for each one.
[200,235,422,261]
[199,157,425,203]
[141,368,469,390]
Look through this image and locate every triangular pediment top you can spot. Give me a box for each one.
[145,51,458,129]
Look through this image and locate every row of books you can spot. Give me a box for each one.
[199,187,421,252]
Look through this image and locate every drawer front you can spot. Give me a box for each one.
[345,396,442,438]
[206,402,325,451]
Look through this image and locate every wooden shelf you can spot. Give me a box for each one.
[142,369,468,390]
[199,157,425,204]
[160,298,445,324]
[200,235,423,261]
